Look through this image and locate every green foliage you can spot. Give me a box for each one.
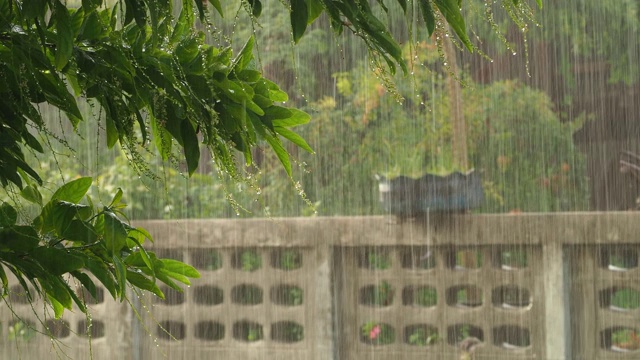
[286,323,304,341]
[279,250,302,270]
[470,81,589,212]
[0,179,199,318]
[205,251,223,271]
[407,327,438,346]
[458,324,472,341]
[284,287,303,306]
[361,321,395,345]
[372,281,393,306]
[236,285,263,305]
[1,0,312,193]
[246,327,263,341]
[501,249,528,268]
[611,289,640,310]
[414,287,437,307]
[250,41,588,215]
[465,0,640,88]
[367,252,391,270]
[611,329,640,350]
[8,320,35,342]
[240,250,262,272]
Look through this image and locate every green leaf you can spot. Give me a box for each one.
[50,201,90,235]
[252,94,273,109]
[53,1,74,71]
[81,11,106,40]
[238,69,262,82]
[34,71,83,126]
[158,267,190,285]
[248,0,262,17]
[159,259,200,279]
[307,0,324,24]
[395,0,408,13]
[48,295,65,319]
[258,129,292,176]
[20,184,43,206]
[536,0,542,8]
[94,213,104,235]
[51,177,92,203]
[113,255,127,300]
[0,265,8,296]
[30,247,85,275]
[35,200,88,234]
[124,0,147,28]
[263,106,292,123]
[193,0,205,20]
[82,0,103,12]
[418,0,436,36]
[291,0,308,43]
[85,257,117,299]
[12,156,43,187]
[180,119,200,176]
[209,0,223,17]
[136,247,154,276]
[22,0,48,20]
[151,116,172,161]
[434,0,472,51]
[0,226,40,252]
[128,227,154,244]
[361,12,405,74]
[232,36,255,73]
[176,36,201,64]
[171,0,193,44]
[275,126,314,153]
[70,270,97,300]
[41,276,74,311]
[48,274,87,313]
[271,108,311,127]
[109,188,124,208]
[104,109,120,148]
[123,250,147,267]
[256,79,288,101]
[62,220,98,244]
[5,266,33,302]
[103,212,128,256]
[70,7,85,38]
[154,270,181,291]
[126,271,163,298]
[22,131,44,153]
[0,203,17,227]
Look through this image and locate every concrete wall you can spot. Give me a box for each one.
[1,213,639,359]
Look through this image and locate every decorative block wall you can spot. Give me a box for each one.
[334,245,543,359]
[570,244,640,359]
[139,245,319,360]
[0,274,132,360]
[0,215,639,359]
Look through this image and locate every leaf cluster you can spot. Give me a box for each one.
[0,178,199,318]
[0,0,312,191]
